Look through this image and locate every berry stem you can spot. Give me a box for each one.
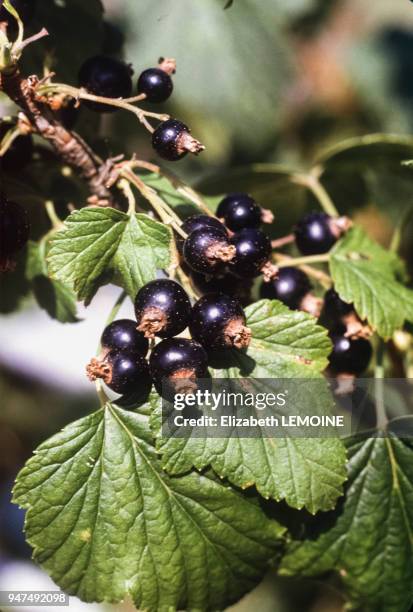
[44,200,63,230]
[270,234,295,250]
[374,339,388,431]
[0,124,20,156]
[36,82,169,133]
[122,168,187,238]
[118,178,136,214]
[273,252,332,287]
[292,169,339,218]
[278,253,330,268]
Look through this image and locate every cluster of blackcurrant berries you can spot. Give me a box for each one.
[86,278,251,397]
[178,194,275,292]
[77,55,204,161]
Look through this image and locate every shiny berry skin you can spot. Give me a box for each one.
[134,279,191,339]
[0,0,36,26]
[177,215,226,255]
[217,193,262,231]
[103,350,150,395]
[149,337,208,383]
[0,198,29,269]
[190,270,242,296]
[0,122,33,172]
[229,228,271,278]
[183,226,235,274]
[328,333,372,375]
[137,68,173,103]
[260,267,311,309]
[78,55,133,113]
[101,319,148,355]
[152,119,189,161]
[294,212,337,255]
[189,293,251,350]
[324,288,353,317]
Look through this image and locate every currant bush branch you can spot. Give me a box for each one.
[36,82,169,133]
[292,168,339,218]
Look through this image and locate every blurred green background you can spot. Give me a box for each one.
[2,0,413,610]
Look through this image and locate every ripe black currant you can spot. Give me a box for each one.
[0,0,36,26]
[87,350,150,395]
[229,228,271,278]
[189,269,242,297]
[260,267,312,309]
[177,215,227,255]
[190,293,251,349]
[138,68,173,103]
[134,279,191,339]
[101,319,148,355]
[323,288,354,319]
[152,119,204,161]
[328,333,372,376]
[217,193,262,231]
[0,122,33,173]
[294,212,337,255]
[78,55,133,113]
[183,226,235,274]
[149,338,208,392]
[0,197,29,271]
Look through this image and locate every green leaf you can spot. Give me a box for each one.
[280,433,413,612]
[26,241,79,324]
[47,208,172,304]
[330,227,413,339]
[13,404,284,612]
[152,300,347,514]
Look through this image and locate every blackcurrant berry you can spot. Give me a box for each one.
[138,68,173,103]
[190,293,251,349]
[78,55,133,113]
[189,269,242,297]
[0,197,29,271]
[152,119,204,161]
[229,228,271,278]
[101,319,148,355]
[323,288,353,319]
[294,212,337,255]
[149,337,208,390]
[328,333,372,376]
[0,0,36,26]
[0,122,33,173]
[183,226,235,274]
[217,193,262,231]
[134,279,191,339]
[87,350,151,395]
[260,267,312,309]
[176,214,226,255]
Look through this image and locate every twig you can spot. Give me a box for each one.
[292,167,339,217]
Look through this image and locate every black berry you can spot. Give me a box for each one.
[101,319,148,355]
[87,350,150,395]
[0,122,33,172]
[78,55,133,113]
[138,68,173,103]
[190,293,251,349]
[134,279,191,339]
[149,337,208,391]
[189,269,242,296]
[217,193,262,231]
[260,267,312,309]
[183,226,235,274]
[229,228,271,278]
[152,119,204,161]
[323,288,354,320]
[0,197,29,270]
[328,333,372,376]
[294,212,337,255]
[177,214,226,255]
